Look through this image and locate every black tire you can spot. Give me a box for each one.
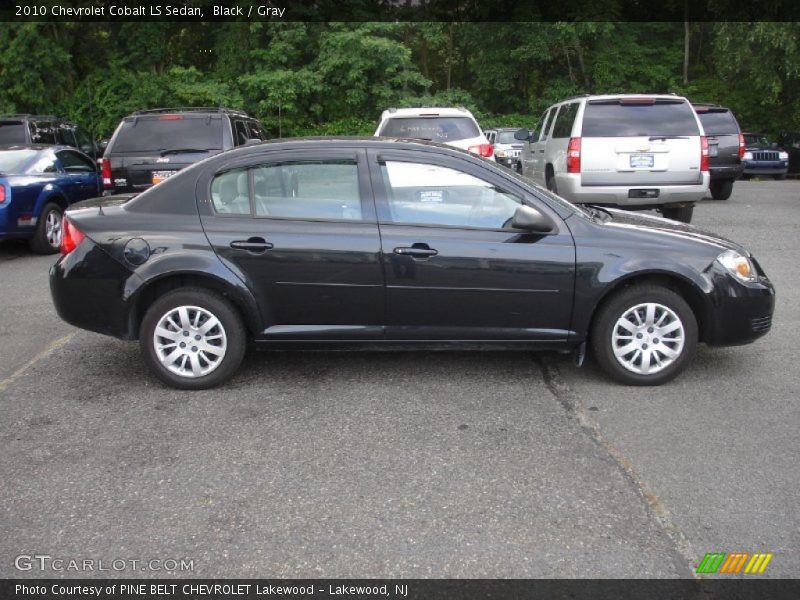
[29,202,63,255]
[709,179,734,200]
[774,173,787,180]
[140,287,246,390]
[590,285,698,386]
[660,204,694,223]
[545,168,558,194]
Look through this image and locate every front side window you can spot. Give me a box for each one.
[537,109,553,142]
[381,161,522,229]
[57,150,96,172]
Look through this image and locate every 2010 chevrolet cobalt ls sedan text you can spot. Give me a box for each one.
[49,138,775,389]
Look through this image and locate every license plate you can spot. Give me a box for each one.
[630,154,654,168]
[151,170,177,184]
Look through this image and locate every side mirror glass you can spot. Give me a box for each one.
[511,205,554,233]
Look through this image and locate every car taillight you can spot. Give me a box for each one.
[738,133,746,160]
[60,217,85,255]
[468,143,494,158]
[567,137,581,173]
[0,185,5,203]
[101,158,112,188]
[701,136,710,172]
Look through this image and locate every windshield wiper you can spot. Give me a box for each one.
[649,135,689,141]
[160,148,211,156]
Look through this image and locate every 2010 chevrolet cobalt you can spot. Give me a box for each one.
[50,138,775,389]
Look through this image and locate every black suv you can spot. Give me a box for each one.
[0,114,101,160]
[692,104,745,200]
[101,107,269,195]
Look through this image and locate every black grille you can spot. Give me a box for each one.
[752,151,780,161]
[751,316,772,333]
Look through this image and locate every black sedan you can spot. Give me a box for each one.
[50,137,775,389]
[0,145,102,253]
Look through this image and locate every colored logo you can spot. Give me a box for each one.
[696,552,773,574]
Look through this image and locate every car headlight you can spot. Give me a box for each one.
[716,249,758,283]
[743,151,753,160]
[779,151,789,160]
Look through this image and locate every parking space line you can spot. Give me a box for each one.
[0,333,75,394]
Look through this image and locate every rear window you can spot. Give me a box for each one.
[0,121,27,144]
[696,109,739,135]
[110,116,224,153]
[0,149,38,173]
[582,99,700,137]
[379,117,480,143]
[496,131,517,144]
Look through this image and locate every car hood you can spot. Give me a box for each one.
[600,207,750,256]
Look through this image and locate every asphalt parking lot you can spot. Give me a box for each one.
[1,180,797,578]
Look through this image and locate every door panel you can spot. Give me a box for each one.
[199,150,385,339]
[370,151,575,341]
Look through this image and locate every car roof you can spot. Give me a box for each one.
[0,144,69,151]
[563,93,689,104]
[380,107,475,118]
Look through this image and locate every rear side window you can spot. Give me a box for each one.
[551,103,579,139]
[0,121,28,144]
[378,117,480,143]
[111,116,224,153]
[253,162,361,220]
[30,121,57,144]
[56,124,77,146]
[696,110,739,135]
[211,169,250,215]
[582,100,700,137]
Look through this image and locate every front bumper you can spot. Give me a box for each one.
[703,262,776,346]
[743,160,788,176]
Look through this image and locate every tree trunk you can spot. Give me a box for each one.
[683,20,690,85]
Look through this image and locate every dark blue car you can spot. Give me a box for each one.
[742,133,789,180]
[0,145,101,253]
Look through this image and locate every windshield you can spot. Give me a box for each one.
[496,131,518,144]
[744,134,770,148]
[696,110,739,135]
[110,116,224,153]
[0,149,38,173]
[0,122,27,144]
[379,117,481,142]
[583,99,700,137]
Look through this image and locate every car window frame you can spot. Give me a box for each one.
[537,109,554,142]
[367,148,565,235]
[201,148,376,224]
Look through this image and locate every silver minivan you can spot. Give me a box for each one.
[516,94,710,222]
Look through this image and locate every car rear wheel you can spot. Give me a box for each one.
[709,179,733,200]
[545,169,558,195]
[140,288,246,390]
[660,204,693,223]
[590,285,698,386]
[29,202,63,255]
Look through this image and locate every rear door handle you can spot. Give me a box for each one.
[394,245,438,258]
[230,237,274,253]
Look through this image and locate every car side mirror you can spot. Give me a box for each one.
[514,128,530,141]
[511,205,554,233]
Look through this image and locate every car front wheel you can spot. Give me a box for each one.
[590,285,698,386]
[140,288,246,389]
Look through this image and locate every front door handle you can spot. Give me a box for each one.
[394,245,438,258]
[230,237,274,253]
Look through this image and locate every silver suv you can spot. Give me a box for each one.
[516,94,710,222]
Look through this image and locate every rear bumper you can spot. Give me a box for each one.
[709,163,744,180]
[50,238,140,339]
[555,173,709,207]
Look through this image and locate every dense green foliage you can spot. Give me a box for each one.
[1,21,798,138]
